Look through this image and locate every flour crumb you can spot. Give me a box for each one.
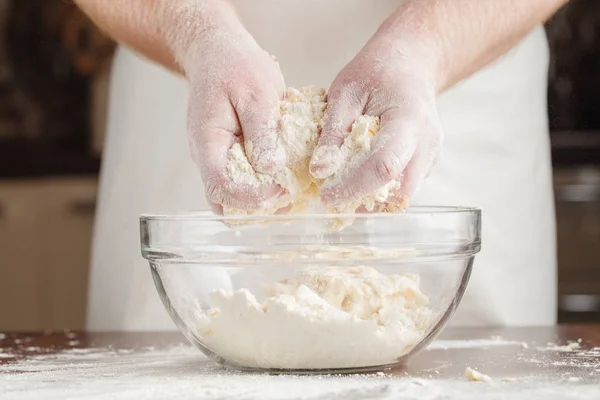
[465,367,492,382]
[0,333,5,340]
[567,377,582,383]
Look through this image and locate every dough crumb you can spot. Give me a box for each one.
[465,367,492,382]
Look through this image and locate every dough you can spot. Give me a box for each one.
[223,86,405,217]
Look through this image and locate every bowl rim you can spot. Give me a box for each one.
[140,206,481,222]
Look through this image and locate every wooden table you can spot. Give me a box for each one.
[1,326,600,399]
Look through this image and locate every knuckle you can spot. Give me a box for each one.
[425,120,444,153]
[405,98,431,122]
[204,175,225,205]
[374,150,403,182]
[331,81,365,105]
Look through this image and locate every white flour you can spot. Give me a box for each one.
[537,342,581,352]
[429,339,529,350]
[2,341,600,400]
[224,87,404,216]
[197,266,433,370]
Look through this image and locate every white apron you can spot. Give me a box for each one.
[87,0,556,330]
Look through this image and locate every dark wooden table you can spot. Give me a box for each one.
[1,326,599,399]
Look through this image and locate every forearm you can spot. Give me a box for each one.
[74,0,239,75]
[381,0,569,92]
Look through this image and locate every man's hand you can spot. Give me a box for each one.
[310,36,442,210]
[183,20,286,213]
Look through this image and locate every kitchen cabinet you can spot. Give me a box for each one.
[0,177,97,331]
[554,167,600,322]
[0,182,43,330]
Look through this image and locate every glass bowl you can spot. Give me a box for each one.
[140,207,481,374]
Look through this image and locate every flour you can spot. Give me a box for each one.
[537,342,581,352]
[196,266,433,370]
[429,339,529,350]
[2,335,600,400]
[2,345,600,400]
[223,87,406,216]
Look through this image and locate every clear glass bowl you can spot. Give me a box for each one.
[140,207,481,374]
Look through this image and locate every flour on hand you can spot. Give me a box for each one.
[323,115,404,214]
[223,87,406,216]
[196,266,433,370]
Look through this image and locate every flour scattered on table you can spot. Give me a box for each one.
[429,339,528,350]
[197,266,433,370]
[465,367,492,382]
[537,342,581,352]
[2,343,600,400]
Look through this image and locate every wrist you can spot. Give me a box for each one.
[376,4,448,93]
[162,0,245,75]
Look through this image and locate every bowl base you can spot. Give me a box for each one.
[218,361,404,375]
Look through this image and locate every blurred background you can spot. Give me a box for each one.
[0,0,599,331]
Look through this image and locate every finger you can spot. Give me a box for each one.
[397,119,443,199]
[190,127,284,211]
[320,110,417,206]
[209,201,224,215]
[309,83,366,179]
[234,87,286,176]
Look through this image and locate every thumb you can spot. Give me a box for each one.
[309,84,365,179]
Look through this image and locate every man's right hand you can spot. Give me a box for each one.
[178,4,287,214]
